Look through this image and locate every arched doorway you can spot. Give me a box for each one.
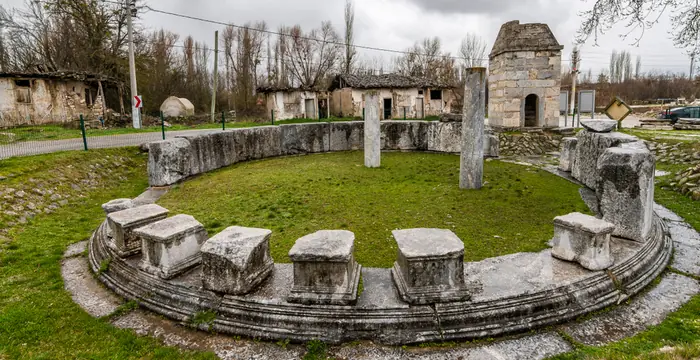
[524,94,539,127]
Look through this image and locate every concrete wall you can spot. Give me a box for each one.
[264,91,321,120]
[147,121,498,186]
[330,88,456,119]
[0,78,102,127]
[488,50,562,129]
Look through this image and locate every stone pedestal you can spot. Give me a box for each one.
[134,214,207,279]
[106,204,169,257]
[596,147,655,242]
[558,137,578,172]
[551,212,615,271]
[460,67,487,189]
[391,228,470,304]
[200,226,274,295]
[287,230,361,305]
[364,93,380,168]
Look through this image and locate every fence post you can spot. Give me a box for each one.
[159,112,165,140]
[403,107,406,120]
[79,114,88,151]
[271,109,274,125]
[221,111,226,130]
[362,108,365,120]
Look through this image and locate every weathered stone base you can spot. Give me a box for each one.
[139,253,201,280]
[391,262,471,304]
[287,262,362,306]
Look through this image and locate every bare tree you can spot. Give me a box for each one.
[635,55,642,79]
[458,34,487,68]
[281,22,341,88]
[576,0,700,54]
[342,0,356,74]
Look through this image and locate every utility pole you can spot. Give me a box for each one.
[569,47,579,117]
[211,30,219,123]
[126,0,140,128]
[690,52,696,80]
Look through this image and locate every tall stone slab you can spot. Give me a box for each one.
[596,147,655,242]
[460,67,487,189]
[572,130,637,189]
[558,137,578,172]
[147,138,192,186]
[364,92,381,168]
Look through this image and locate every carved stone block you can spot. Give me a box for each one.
[106,204,169,257]
[551,212,615,271]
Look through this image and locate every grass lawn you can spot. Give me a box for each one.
[158,151,589,268]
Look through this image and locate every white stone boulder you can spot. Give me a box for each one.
[596,147,655,242]
[102,198,134,214]
[287,230,361,305]
[572,130,638,189]
[106,204,169,257]
[391,228,470,304]
[200,226,274,295]
[551,212,615,271]
[134,214,207,279]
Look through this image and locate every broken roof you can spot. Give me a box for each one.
[0,70,121,84]
[489,20,563,59]
[256,85,321,93]
[329,74,455,91]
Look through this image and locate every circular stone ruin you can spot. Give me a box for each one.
[89,121,671,345]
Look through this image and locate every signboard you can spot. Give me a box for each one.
[578,90,596,115]
[559,92,569,114]
[604,96,633,122]
[134,95,143,109]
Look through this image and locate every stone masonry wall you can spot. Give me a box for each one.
[488,50,561,129]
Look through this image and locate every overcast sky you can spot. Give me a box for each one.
[4,0,693,76]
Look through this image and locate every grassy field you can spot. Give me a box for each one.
[1,145,699,359]
[158,151,589,268]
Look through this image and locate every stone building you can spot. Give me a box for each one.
[257,86,329,120]
[328,74,456,120]
[488,21,563,129]
[0,71,120,127]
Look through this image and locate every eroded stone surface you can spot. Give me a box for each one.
[572,130,637,189]
[101,198,134,214]
[596,147,655,242]
[132,187,169,206]
[107,204,169,257]
[63,240,87,258]
[579,187,600,216]
[581,119,618,133]
[134,214,207,279]
[148,138,191,186]
[558,137,577,172]
[200,226,273,295]
[280,123,329,155]
[365,93,381,167]
[560,273,700,346]
[667,220,700,276]
[551,213,615,271]
[62,256,122,317]
[392,229,469,304]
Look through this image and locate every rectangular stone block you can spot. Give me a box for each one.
[231,126,282,162]
[107,204,169,257]
[596,147,655,242]
[102,198,134,214]
[281,123,330,155]
[391,229,470,304]
[558,137,578,172]
[200,226,274,295]
[147,138,192,186]
[287,230,361,305]
[551,212,615,271]
[134,214,207,279]
[330,121,364,151]
[382,121,429,151]
[572,131,638,189]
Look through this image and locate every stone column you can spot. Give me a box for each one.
[364,91,380,168]
[460,67,487,189]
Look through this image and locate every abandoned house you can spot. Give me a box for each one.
[256,86,329,120]
[328,74,456,120]
[0,71,121,127]
[488,20,563,129]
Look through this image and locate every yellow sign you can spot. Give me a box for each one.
[604,97,632,121]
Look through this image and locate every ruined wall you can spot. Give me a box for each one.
[331,88,455,119]
[266,91,319,120]
[0,78,101,127]
[488,50,561,129]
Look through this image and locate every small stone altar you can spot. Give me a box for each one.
[106,204,169,257]
[551,212,615,271]
[287,230,361,305]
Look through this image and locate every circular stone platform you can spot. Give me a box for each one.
[87,121,674,345]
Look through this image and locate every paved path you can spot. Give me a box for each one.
[0,128,222,160]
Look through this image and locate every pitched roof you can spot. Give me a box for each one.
[0,70,120,84]
[255,85,320,93]
[329,73,454,90]
[489,20,563,59]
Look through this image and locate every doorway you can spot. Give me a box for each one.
[524,94,539,127]
[383,98,392,119]
[318,99,328,119]
[416,98,424,119]
[305,99,315,119]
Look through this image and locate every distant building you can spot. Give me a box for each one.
[488,21,563,129]
[256,86,329,120]
[328,74,457,120]
[0,71,120,127]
